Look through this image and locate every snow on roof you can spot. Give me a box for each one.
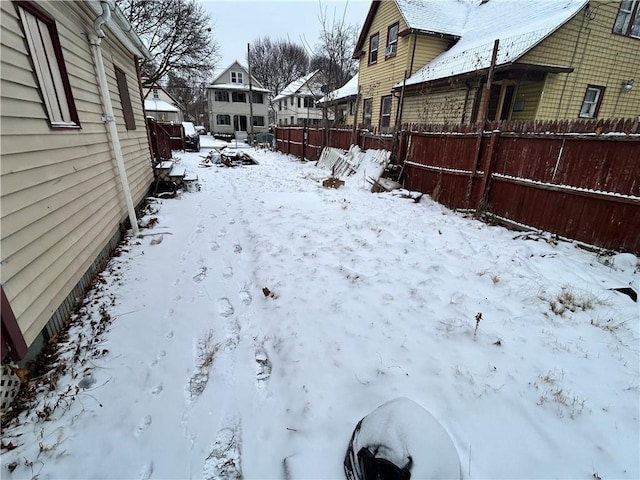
[398,0,587,88]
[396,0,470,37]
[273,70,323,101]
[208,83,271,94]
[144,99,179,112]
[317,73,359,105]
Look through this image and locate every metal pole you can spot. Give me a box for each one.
[247,43,255,145]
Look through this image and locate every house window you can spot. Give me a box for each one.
[284,118,288,125]
[232,92,246,102]
[251,92,263,103]
[349,101,356,115]
[17,2,79,128]
[380,95,392,128]
[278,100,282,111]
[386,23,399,57]
[363,98,373,125]
[152,88,159,99]
[369,33,379,64]
[252,116,265,126]
[579,85,605,118]
[290,97,294,106]
[231,71,244,84]
[613,0,640,38]
[217,114,231,125]
[297,97,301,108]
[291,116,295,124]
[215,91,229,102]
[115,67,135,130]
[303,97,314,108]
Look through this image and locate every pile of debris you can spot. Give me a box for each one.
[316,145,395,192]
[200,148,259,168]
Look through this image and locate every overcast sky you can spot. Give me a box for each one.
[201,0,370,73]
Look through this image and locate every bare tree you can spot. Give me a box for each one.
[313,3,359,94]
[248,37,310,97]
[165,73,207,125]
[116,0,219,85]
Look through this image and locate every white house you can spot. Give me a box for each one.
[317,73,359,125]
[206,61,270,137]
[143,83,184,122]
[274,70,329,126]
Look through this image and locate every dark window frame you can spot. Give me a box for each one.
[231,91,246,103]
[385,22,399,58]
[303,97,314,108]
[251,91,263,103]
[215,91,229,102]
[363,97,373,125]
[613,0,640,38]
[14,1,80,129]
[115,67,136,130]
[252,116,265,127]
[578,85,606,118]
[216,114,231,125]
[380,95,392,128]
[369,32,379,65]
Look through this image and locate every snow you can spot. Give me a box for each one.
[143,99,178,112]
[2,136,638,479]
[318,74,359,105]
[400,0,588,87]
[273,70,323,102]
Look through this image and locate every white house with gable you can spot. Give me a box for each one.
[206,61,270,137]
[274,70,331,126]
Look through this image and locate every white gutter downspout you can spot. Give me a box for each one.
[90,0,139,236]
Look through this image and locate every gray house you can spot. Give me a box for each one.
[1,0,154,362]
[206,61,270,137]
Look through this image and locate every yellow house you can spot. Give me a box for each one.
[354,0,640,129]
[1,0,154,361]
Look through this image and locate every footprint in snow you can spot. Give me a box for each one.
[196,224,205,234]
[165,330,174,339]
[209,241,220,252]
[222,267,233,279]
[151,384,163,395]
[203,420,242,480]
[217,229,227,238]
[193,266,207,283]
[217,298,234,318]
[239,289,252,306]
[138,461,154,480]
[233,244,242,254]
[255,347,272,389]
[135,415,152,437]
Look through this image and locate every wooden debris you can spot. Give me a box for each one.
[322,177,345,189]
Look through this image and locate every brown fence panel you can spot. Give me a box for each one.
[307,128,324,161]
[361,134,393,151]
[155,123,185,151]
[146,118,172,163]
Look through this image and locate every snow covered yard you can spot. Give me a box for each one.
[2,136,638,479]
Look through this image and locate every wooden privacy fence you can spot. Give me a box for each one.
[275,126,398,162]
[146,118,172,163]
[404,119,640,253]
[275,119,640,254]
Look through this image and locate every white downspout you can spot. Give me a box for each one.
[90,0,139,236]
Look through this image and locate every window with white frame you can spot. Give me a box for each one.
[152,88,159,99]
[217,114,231,125]
[613,0,640,38]
[215,91,229,102]
[17,3,79,127]
[386,23,399,57]
[579,85,605,118]
[369,33,379,64]
[231,71,244,83]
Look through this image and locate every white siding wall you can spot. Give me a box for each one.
[0,1,153,346]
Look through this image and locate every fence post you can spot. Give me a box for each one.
[476,130,500,212]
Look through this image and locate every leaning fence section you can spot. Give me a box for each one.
[275,119,640,253]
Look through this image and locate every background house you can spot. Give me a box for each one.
[353,0,640,129]
[317,73,359,125]
[1,0,154,362]
[206,61,270,137]
[274,70,330,126]
[143,83,185,122]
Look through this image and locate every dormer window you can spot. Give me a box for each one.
[152,88,159,99]
[231,71,244,84]
[386,23,399,57]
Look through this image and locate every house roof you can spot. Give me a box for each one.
[317,73,359,105]
[144,99,179,112]
[143,83,184,110]
[396,0,588,88]
[273,70,323,102]
[210,61,267,89]
[208,83,271,94]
